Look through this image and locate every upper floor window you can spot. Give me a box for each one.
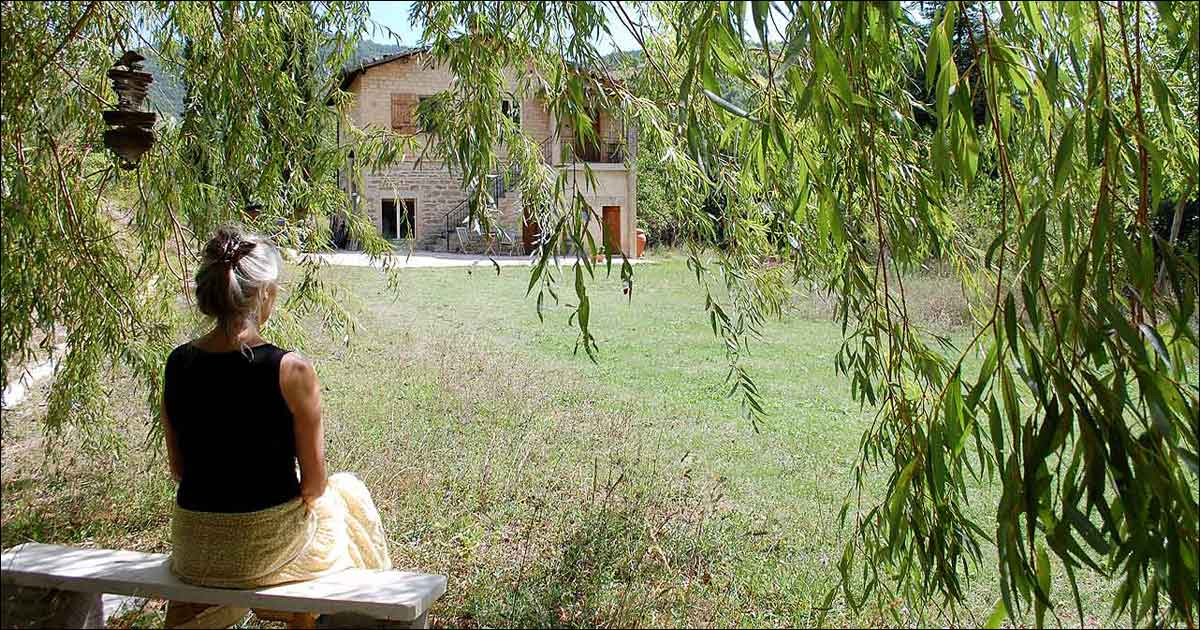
[391,93,418,133]
[500,98,520,127]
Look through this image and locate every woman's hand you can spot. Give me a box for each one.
[281,353,327,503]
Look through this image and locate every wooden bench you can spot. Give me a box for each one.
[1,543,446,629]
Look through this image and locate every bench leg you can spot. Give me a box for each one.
[165,601,249,629]
[253,608,319,629]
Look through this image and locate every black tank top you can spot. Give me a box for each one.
[163,342,301,512]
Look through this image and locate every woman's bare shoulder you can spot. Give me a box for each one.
[279,352,317,389]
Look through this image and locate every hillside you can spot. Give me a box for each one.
[143,40,408,115]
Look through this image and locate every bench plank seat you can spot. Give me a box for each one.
[1,543,445,623]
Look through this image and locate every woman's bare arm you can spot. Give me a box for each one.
[281,353,327,503]
[160,397,183,482]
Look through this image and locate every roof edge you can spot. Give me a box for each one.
[338,46,430,92]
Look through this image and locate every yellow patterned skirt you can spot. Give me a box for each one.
[170,473,392,589]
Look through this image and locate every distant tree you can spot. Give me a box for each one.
[912,1,989,127]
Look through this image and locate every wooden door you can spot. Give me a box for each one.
[523,206,541,252]
[602,205,622,254]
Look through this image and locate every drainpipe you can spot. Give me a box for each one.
[549,109,560,166]
[626,123,638,256]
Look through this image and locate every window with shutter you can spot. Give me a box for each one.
[390,93,418,132]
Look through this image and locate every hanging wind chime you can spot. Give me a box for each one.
[102,51,157,169]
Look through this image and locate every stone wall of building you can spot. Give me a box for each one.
[346,53,552,149]
[358,161,524,250]
[561,164,638,255]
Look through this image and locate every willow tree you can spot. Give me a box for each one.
[1,1,1197,627]
[411,1,1199,626]
[1,2,406,430]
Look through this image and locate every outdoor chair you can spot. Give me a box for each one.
[495,227,522,255]
[454,226,470,253]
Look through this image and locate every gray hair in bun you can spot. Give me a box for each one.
[194,226,282,336]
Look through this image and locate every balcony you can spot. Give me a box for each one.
[561,140,626,164]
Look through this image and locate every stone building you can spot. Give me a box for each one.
[337,48,639,256]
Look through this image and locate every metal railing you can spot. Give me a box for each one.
[563,140,626,164]
[440,162,523,252]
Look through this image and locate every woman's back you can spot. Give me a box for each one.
[164,342,300,513]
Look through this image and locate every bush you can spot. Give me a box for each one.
[635,153,722,248]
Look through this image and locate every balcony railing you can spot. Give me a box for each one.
[563,140,626,164]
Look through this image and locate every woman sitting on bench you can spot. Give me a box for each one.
[161,226,391,589]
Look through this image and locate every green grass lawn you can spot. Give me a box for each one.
[0,253,1114,628]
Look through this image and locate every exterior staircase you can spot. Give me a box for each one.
[435,164,522,253]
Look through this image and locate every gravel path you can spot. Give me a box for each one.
[305,250,651,269]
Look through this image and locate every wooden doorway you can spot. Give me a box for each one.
[382,199,397,239]
[602,205,622,254]
[382,198,416,240]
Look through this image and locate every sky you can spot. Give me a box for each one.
[366,1,645,54]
